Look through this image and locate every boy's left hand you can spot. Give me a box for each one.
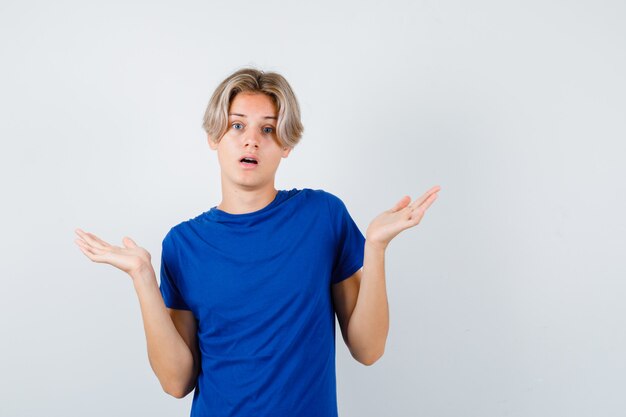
[365,185,441,250]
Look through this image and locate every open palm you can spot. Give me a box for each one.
[74,228,151,278]
[366,185,441,249]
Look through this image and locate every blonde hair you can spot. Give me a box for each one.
[202,67,304,149]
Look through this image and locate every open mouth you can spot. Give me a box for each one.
[240,157,258,165]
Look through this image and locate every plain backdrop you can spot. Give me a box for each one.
[1,0,625,416]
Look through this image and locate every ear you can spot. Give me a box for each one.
[207,133,218,150]
[282,146,293,158]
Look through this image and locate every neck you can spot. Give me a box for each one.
[216,183,279,215]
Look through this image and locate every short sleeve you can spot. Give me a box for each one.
[328,193,366,285]
[159,231,191,310]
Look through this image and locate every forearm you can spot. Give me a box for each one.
[346,241,389,364]
[132,266,195,397]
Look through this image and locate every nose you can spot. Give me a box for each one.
[243,129,261,149]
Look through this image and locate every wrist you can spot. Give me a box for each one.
[365,239,388,252]
[130,263,157,287]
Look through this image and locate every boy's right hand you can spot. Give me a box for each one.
[74,228,152,279]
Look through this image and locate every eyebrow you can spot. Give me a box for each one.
[229,113,277,120]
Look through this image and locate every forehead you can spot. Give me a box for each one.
[229,92,277,117]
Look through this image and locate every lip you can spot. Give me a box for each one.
[239,154,259,164]
[239,160,259,170]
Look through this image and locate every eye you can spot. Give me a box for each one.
[232,122,243,130]
[263,126,275,134]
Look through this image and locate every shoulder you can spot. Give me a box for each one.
[301,188,344,207]
[162,218,193,248]
[164,206,213,240]
[289,188,345,217]
[297,189,354,226]
[161,224,180,250]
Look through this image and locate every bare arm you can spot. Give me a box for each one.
[75,229,198,398]
[332,251,388,366]
[331,186,441,365]
[133,266,199,398]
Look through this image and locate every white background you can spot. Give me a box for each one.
[1,0,625,416]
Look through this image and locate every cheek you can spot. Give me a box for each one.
[269,153,284,166]
[216,145,234,165]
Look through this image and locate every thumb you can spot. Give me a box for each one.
[122,236,138,248]
[390,195,411,212]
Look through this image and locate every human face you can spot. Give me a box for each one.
[208,92,292,191]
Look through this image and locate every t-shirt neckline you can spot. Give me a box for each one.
[208,190,287,220]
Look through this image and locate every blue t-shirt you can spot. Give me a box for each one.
[159,188,366,417]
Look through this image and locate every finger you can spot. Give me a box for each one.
[75,239,106,261]
[85,231,111,248]
[122,236,137,248]
[413,185,440,207]
[390,196,411,213]
[409,185,441,210]
[75,238,106,255]
[86,232,111,248]
[75,229,108,250]
[410,193,439,217]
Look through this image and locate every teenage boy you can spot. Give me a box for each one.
[75,67,440,417]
